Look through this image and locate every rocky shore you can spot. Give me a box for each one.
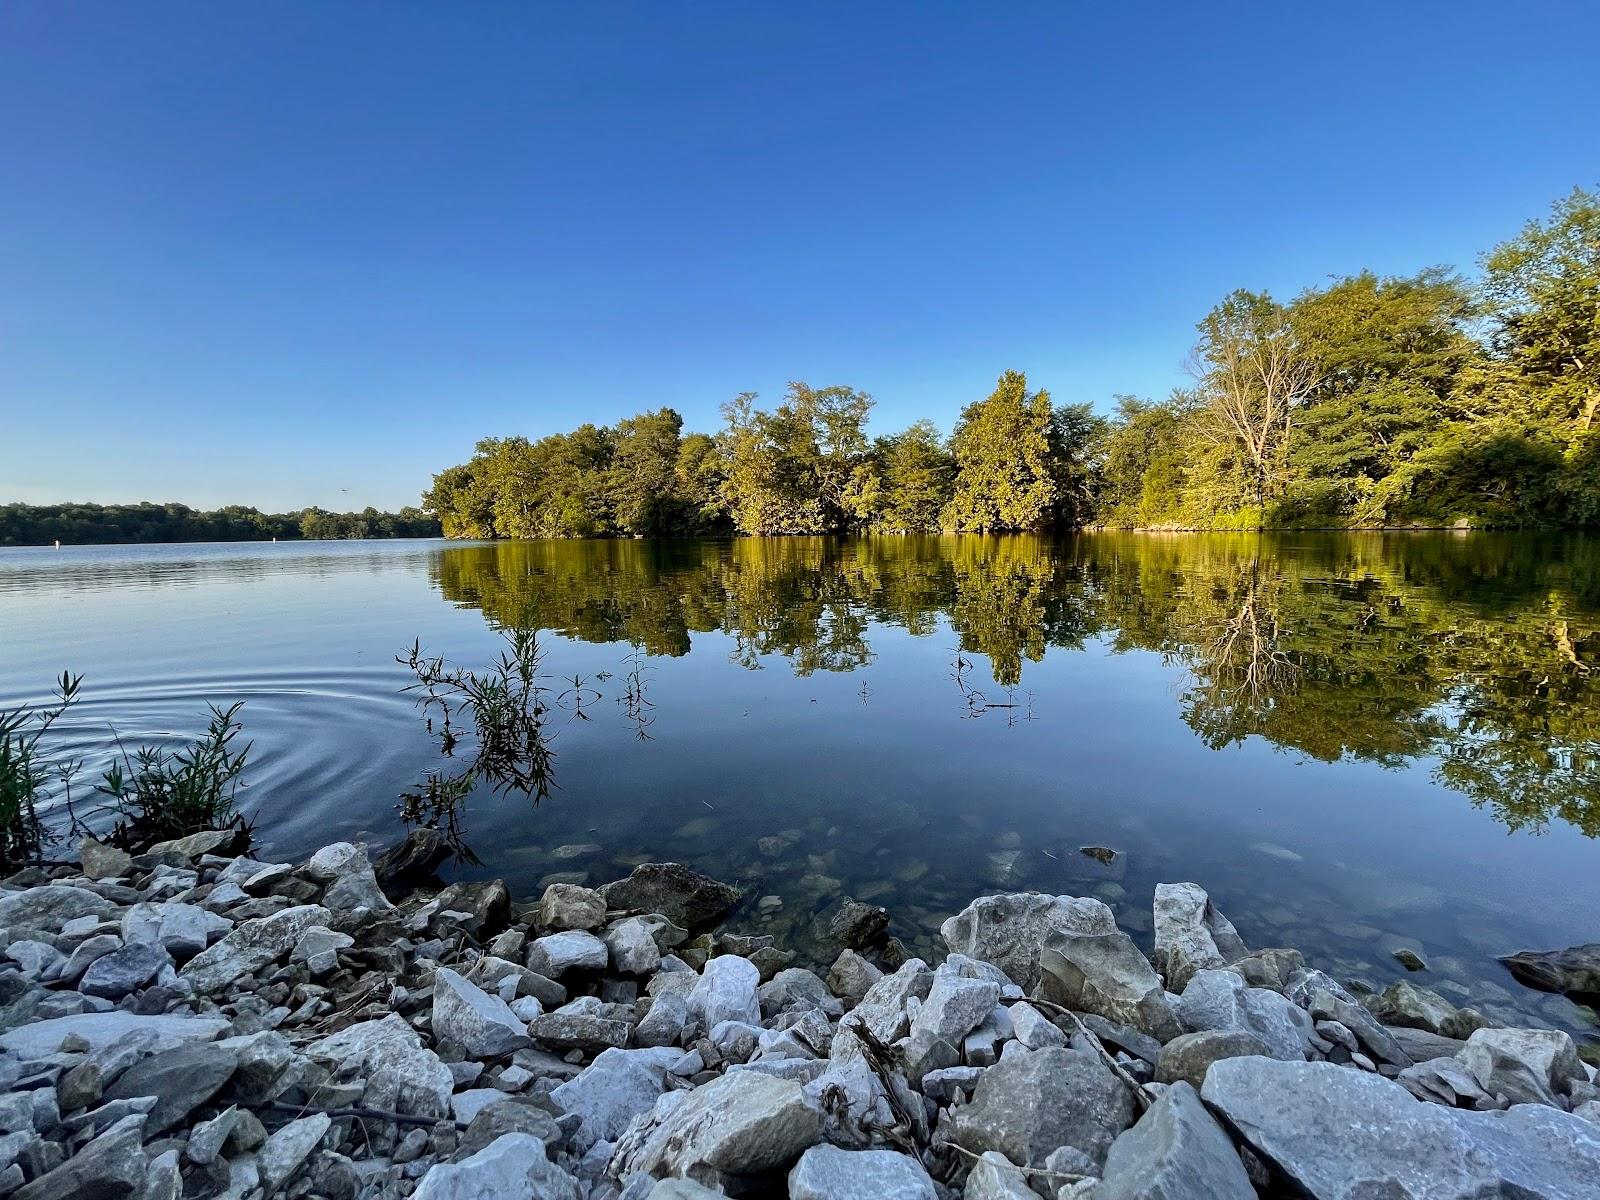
[1,829,1598,1200]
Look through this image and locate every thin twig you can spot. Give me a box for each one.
[259,1100,462,1130]
[946,1142,1092,1183]
[1008,996,1153,1112]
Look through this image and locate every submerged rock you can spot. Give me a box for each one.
[1498,944,1600,1005]
[599,863,742,929]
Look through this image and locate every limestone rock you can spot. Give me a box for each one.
[413,1132,579,1200]
[788,1144,935,1200]
[953,1046,1135,1170]
[78,838,133,881]
[962,1151,1036,1200]
[940,893,1117,992]
[179,904,332,994]
[1178,968,1311,1060]
[1151,882,1247,992]
[1155,1028,1280,1089]
[826,949,882,1006]
[1095,1080,1253,1199]
[1498,943,1600,1005]
[1038,929,1183,1041]
[257,1113,331,1194]
[526,930,609,976]
[1365,981,1484,1041]
[104,1041,238,1135]
[304,842,398,926]
[432,967,531,1058]
[610,1071,821,1184]
[0,885,116,930]
[550,1047,683,1151]
[1202,1055,1600,1199]
[687,954,761,1033]
[80,943,169,1000]
[539,883,608,931]
[1457,1027,1586,1107]
[605,917,663,975]
[372,828,449,892]
[306,1015,452,1118]
[14,1112,147,1200]
[0,1012,230,1058]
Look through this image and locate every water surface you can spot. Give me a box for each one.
[3,532,1598,1037]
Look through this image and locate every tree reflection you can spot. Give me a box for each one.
[428,532,1600,837]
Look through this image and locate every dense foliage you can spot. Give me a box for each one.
[0,502,440,546]
[429,186,1598,534]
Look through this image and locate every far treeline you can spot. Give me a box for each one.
[0,502,441,547]
[427,186,1600,536]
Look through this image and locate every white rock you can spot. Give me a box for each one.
[0,1012,229,1058]
[788,1144,936,1199]
[527,931,608,976]
[550,1047,682,1150]
[605,917,663,976]
[687,954,761,1033]
[413,1132,579,1200]
[432,967,531,1058]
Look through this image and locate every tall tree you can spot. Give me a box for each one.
[1190,290,1321,510]
[1482,186,1600,436]
[943,371,1058,531]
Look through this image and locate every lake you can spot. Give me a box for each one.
[3,532,1597,1036]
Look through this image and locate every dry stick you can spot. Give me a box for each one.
[260,1100,463,1130]
[945,1142,1092,1184]
[840,1017,922,1158]
[1008,996,1153,1114]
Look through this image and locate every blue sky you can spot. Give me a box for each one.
[3,2,1597,512]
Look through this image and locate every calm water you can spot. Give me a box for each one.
[3,533,1598,1037]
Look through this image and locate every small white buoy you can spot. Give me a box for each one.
[54,539,61,549]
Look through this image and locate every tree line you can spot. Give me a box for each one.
[427,185,1598,535]
[0,502,440,546]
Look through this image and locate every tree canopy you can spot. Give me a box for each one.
[425,184,1600,536]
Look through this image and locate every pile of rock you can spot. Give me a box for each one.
[1,833,1597,1199]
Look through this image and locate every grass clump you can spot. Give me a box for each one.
[99,701,252,847]
[0,672,83,871]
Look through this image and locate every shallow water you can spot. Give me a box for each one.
[3,532,1598,1037]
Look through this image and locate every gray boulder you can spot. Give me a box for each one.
[940,893,1117,991]
[905,975,999,1078]
[550,1046,682,1150]
[179,904,332,994]
[103,1042,238,1135]
[1202,1056,1600,1199]
[610,1071,821,1183]
[605,917,663,975]
[527,930,609,976]
[1038,929,1183,1041]
[1365,981,1484,1041]
[0,1011,229,1057]
[1457,1027,1586,1107]
[14,1112,147,1200]
[788,1144,935,1199]
[80,943,169,1000]
[304,842,398,926]
[826,949,882,1005]
[1095,1080,1253,1199]
[257,1113,331,1194]
[372,828,449,891]
[78,838,133,881]
[1152,882,1248,992]
[306,1015,452,1118]
[413,1132,579,1200]
[962,1151,1036,1199]
[599,863,742,929]
[432,967,531,1058]
[0,885,115,930]
[953,1046,1135,1170]
[687,954,761,1032]
[539,883,607,931]
[527,1012,631,1053]
[1155,1028,1281,1089]
[1178,969,1311,1060]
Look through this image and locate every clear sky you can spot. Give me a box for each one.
[3,2,1597,512]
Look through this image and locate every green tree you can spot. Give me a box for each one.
[718,384,874,534]
[943,371,1058,531]
[851,420,954,531]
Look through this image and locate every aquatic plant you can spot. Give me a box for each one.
[0,672,82,869]
[98,702,252,847]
